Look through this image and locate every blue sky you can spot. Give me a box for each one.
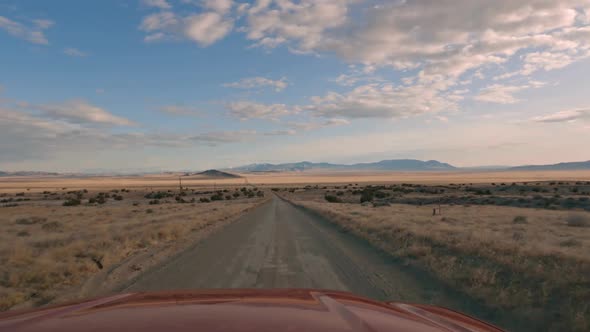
[1,0,590,172]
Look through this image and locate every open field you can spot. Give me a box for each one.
[3,171,590,331]
[0,184,268,311]
[279,183,590,331]
[2,170,590,193]
[243,169,590,185]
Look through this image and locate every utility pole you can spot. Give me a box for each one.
[179,176,182,192]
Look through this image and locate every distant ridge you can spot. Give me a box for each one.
[0,171,60,177]
[509,160,590,171]
[228,159,456,172]
[194,169,242,178]
[3,160,590,175]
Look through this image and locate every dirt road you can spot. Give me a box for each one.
[124,195,511,329]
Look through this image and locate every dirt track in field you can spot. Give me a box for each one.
[124,195,515,330]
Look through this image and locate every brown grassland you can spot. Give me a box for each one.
[2,170,590,192]
[2,170,590,331]
[0,182,268,311]
[279,179,590,332]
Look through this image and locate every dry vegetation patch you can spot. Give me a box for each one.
[0,186,267,311]
[282,184,590,332]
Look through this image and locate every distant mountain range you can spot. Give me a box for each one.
[228,159,590,172]
[3,160,590,176]
[508,160,590,171]
[227,159,456,172]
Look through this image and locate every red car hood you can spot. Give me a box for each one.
[0,289,503,332]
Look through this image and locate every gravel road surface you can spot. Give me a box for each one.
[127,196,459,302]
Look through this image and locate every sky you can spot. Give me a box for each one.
[1,0,590,172]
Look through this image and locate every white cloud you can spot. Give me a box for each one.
[333,73,361,87]
[0,102,259,163]
[202,0,233,14]
[0,105,152,163]
[1,107,80,135]
[263,129,297,136]
[322,118,350,126]
[35,100,135,126]
[139,10,233,46]
[0,15,53,45]
[0,107,86,162]
[138,0,590,88]
[226,101,291,120]
[184,12,233,46]
[142,0,171,9]
[241,0,590,106]
[223,76,288,91]
[139,11,178,33]
[144,32,167,42]
[333,67,384,87]
[138,1,590,82]
[533,109,590,123]
[307,81,460,119]
[474,82,545,104]
[64,48,87,57]
[189,130,258,145]
[474,84,527,104]
[243,0,351,52]
[521,51,576,75]
[321,1,583,71]
[158,105,200,115]
[222,1,590,125]
[180,0,233,14]
[286,118,351,131]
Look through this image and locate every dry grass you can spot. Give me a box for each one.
[242,170,590,185]
[0,187,266,311]
[566,213,590,227]
[1,170,590,193]
[285,196,590,331]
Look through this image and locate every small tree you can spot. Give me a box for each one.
[325,194,342,203]
[360,190,374,203]
[210,193,224,201]
[63,198,81,206]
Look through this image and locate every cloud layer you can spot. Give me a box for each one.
[223,76,288,92]
[4,1,590,169]
[533,109,590,123]
[139,0,234,45]
[0,16,53,44]
[35,100,135,126]
[226,101,291,120]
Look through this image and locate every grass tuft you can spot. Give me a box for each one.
[566,214,589,227]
